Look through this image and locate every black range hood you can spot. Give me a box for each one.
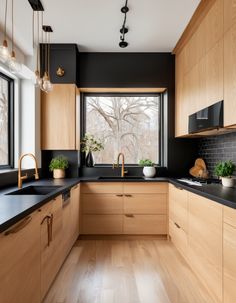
[188,100,223,135]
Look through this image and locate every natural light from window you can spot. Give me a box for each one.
[0,75,9,166]
[85,95,160,164]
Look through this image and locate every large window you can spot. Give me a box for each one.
[0,73,14,168]
[84,94,162,165]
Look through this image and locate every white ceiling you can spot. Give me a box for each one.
[0,0,200,55]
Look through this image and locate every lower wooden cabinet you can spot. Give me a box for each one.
[0,210,41,303]
[70,184,81,244]
[82,214,123,234]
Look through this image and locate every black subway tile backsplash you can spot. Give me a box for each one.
[198,132,236,177]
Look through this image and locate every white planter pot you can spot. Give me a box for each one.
[53,169,65,179]
[221,176,234,188]
[143,166,156,178]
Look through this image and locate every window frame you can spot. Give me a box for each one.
[81,92,164,167]
[0,72,14,169]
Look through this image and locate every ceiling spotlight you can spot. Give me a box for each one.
[119,41,128,48]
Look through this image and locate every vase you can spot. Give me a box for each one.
[143,166,156,178]
[53,169,65,179]
[221,176,234,188]
[86,151,94,167]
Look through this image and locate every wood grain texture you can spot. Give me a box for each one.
[123,182,168,194]
[224,222,236,303]
[79,87,166,93]
[43,238,216,303]
[41,84,76,150]
[81,182,123,194]
[224,205,236,227]
[0,210,41,303]
[82,215,123,234]
[82,194,124,214]
[224,0,236,33]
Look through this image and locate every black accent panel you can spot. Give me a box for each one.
[28,0,44,11]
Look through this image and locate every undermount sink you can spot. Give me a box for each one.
[98,176,144,180]
[6,185,62,195]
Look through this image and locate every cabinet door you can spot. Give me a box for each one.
[41,84,76,150]
[0,211,41,303]
[61,196,72,259]
[82,215,123,234]
[70,184,80,245]
[188,192,223,303]
[40,196,63,300]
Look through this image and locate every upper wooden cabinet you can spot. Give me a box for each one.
[41,84,80,150]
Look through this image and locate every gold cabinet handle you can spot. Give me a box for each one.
[49,214,53,243]
[124,194,132,197]
[73,185,78,190]
[125,214,134,218]
[4,216,32,235]
[174,222,181,229]
[116,194,123,197]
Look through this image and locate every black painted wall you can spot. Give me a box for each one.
[198,132,236,177]
[78,52,198,177]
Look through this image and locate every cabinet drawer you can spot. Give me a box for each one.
[124,194,167,214]
[224,205,236,228]
[169,219,188,259]
[123,214,167,234]
[82,215,123,234]
[81,182,123,194]
[123,182,168,194]
[82,194,123,214]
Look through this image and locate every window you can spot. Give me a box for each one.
[0,72,14,168]
[83,94,162,165]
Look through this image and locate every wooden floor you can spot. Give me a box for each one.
[43,237,215,303]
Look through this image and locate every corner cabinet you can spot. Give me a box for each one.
[0,210,41,303]
[41,84,80,150]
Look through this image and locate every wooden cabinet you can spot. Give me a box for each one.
[188,192,223,303]
[223,205,236,303]
[81,182,168,235]
[0,210,41,303]
[40,195,63,300]
[41,84,79,150]
[70,184,80,244]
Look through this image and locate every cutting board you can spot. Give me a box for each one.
[189,158,209,179]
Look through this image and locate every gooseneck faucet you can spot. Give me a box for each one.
[18,153,39,188]
[113,152,128,177]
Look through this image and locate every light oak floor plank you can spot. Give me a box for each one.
[43,238,215,303]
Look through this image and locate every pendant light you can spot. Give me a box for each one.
[42,25,53,93]
[0,0,10,63]
[8,0,21,73]
[119,0,129,48]
[34,11,42,87]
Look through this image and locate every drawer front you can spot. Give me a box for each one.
[169,183,188,204]
[224,205,236,228]
[82,194,123,214]
[123,182,168,194]
[81,182,123,194]
[169,219,188,259]
[123,214,167,234]
[82,215,123,234]
[124,194,167,214]
[224,222,236,303]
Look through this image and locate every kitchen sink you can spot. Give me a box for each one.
[98,176,144,180]
[6,185,62,195]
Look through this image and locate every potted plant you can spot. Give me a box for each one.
[214,160,235,187]
[81,133,104,167]
[139,159,156,178]
[49,155,69,179]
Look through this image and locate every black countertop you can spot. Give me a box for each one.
[1,176,236,233]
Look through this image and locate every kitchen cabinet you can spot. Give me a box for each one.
[188,192,223,303]
[40,195,63,300]
[0,210,41,303]
[41,84,80,150]
[70,184,81,245]
[223,205,236,303]
[81,182,168,235]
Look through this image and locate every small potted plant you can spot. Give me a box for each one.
[49,155,69,179]
[81,133,104,167]
[139,159,156,178]
[214,160,235,187]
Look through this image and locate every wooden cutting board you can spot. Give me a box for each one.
[189,158,209,179]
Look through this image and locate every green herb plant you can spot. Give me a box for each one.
[49,155,69,172]
[138,159,154,167]
[81,133,104,154]
[214,160,235,177]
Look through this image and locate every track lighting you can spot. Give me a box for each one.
[119,0,129,48]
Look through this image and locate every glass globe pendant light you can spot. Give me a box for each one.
[34,11,42,87]
[41,27,53,93]
[0,0,10,63]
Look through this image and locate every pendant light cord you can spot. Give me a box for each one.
[4,0,8,39]
[48,31,50,79]
[11,0,14,52]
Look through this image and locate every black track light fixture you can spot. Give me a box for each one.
[119,0,129,48]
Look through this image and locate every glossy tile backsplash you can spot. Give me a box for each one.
[198,132,236,177]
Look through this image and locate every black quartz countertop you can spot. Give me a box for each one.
[1,176,236,233]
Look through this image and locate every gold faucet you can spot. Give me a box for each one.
[113,152,128,177]
[18,153,39,188]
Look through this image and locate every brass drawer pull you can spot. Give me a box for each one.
[73,185,78,190]
[116,194,123,197]
[49,214,53,243]
[5,216,32,235]
[125,214,134,218]
[174,222,181,229]
[41,215,52,246]
[125,194,132,197]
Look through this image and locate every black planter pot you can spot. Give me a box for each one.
[86,151,94,167]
